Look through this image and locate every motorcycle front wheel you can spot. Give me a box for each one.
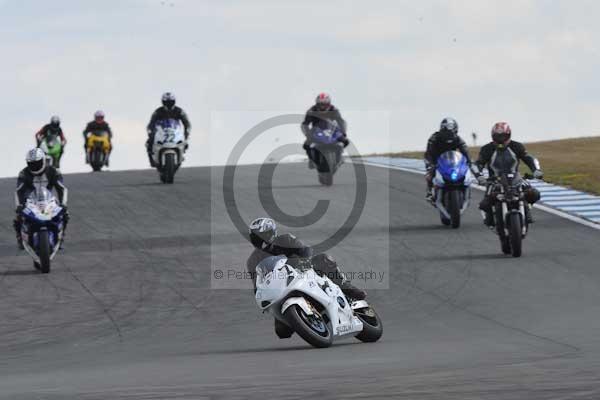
[508,213,523,258]
[164,153,176,184]
[35,230,51,274]
[448,190,462,229]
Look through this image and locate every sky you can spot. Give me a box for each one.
[1,0,599,177]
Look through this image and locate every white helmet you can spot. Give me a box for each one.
[94,110,105,120]
[249,217,277,248]
[26,148,47,175]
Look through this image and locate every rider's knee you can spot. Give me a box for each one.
[524,187,541,204]
[479,197,492,213]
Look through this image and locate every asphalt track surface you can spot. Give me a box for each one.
[1,163,600,399]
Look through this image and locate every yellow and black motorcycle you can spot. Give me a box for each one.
[86,131,111,172]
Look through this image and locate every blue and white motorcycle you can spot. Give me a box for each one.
[309,121,346,186]
[151,118,188,184]
[431,150,474,228]
[19,186,66,273]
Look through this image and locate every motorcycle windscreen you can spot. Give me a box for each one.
[255,256,292,300]
[311,128,340,144]
[26,188,57,219]
[437,151,468,182]
[156,118,181,131]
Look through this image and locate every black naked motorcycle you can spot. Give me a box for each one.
[487,172,537,257]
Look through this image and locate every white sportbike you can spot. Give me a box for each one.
[255,256,383,348]
[151,118,188,184]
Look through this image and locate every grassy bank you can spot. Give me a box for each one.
[372,136,600,195]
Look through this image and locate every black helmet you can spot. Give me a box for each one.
[162,92,176,109]
[249,218,277,248]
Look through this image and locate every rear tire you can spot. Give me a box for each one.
[164,153,176,184]
[354,307,383,343]
[284,305,333,348]
[509,213,523,258]
[448,190,462,229]
[38,230,51,274]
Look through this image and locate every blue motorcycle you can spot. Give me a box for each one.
[20,187,66,273]
[431,151,474,228]
[309,122,345,186]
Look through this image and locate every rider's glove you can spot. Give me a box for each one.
[533,170,544,179]
[15,204,24,214]
[477,175,487,186]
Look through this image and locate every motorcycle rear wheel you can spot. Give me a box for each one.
[354,306,383,343]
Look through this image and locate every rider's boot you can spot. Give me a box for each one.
[308,159,315,169]
[274,319,293,339]
[526,204,534,224]
[148,151,156,168]
[13,219,24,250]
[482,211,495,229]
[425,188,433,203]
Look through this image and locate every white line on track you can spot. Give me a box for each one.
[360,159,600,232]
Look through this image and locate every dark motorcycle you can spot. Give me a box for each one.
[487,173,536,257]
[309,123,345,186]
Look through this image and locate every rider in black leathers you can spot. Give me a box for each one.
[246,218,366,300]
[474,122,543,227]
[146,92,191,167]
[424,117,471,200]
[301,93,349,169]
[13,148,69,250]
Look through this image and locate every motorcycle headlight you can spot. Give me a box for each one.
[450,171,458,181]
